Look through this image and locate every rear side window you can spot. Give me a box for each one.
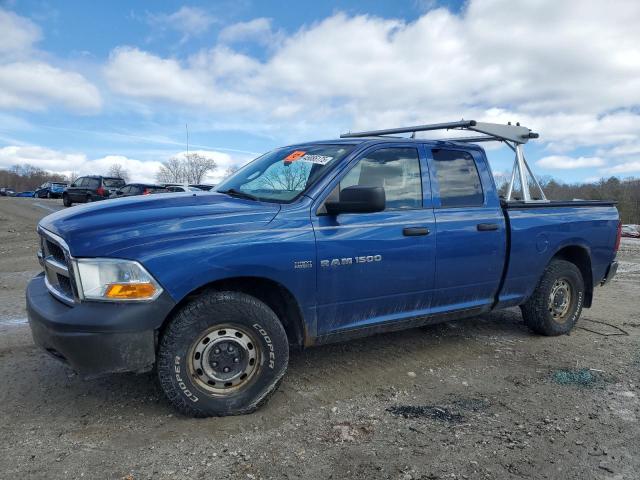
[432,149,484,207]
[340,147,422,210]
[104,178,125,188]
[85,178,100,188]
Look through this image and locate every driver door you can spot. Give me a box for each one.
[312,144,436,336]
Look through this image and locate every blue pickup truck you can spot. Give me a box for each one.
[27,121,620,417]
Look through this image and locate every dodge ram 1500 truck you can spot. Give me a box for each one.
[27,121,620,417]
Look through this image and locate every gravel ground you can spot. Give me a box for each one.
[0,197,639,480]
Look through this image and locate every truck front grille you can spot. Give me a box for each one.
[38,229,79,304]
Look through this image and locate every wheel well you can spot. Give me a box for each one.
[553,246,593,307]
[165,277,307,348]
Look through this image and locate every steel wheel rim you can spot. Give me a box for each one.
[187,325,260,396]
[549,278,572,322]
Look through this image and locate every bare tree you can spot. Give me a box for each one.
[260,163,309,192]
[223,165,239,179]
[185,153,217,184]
[156,153,217,184]
[156,157,186,183]
[107,163,129,182]
[66,171,79,183]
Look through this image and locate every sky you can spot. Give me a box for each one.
[0,0,639,185]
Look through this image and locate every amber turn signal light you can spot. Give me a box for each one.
[104,283,156,300]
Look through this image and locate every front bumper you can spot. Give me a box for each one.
[601,261,618,285]
[26,274,176,378]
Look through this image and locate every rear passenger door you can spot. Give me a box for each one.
[429,148,506,313]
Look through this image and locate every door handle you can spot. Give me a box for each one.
[403,227,430,236]
[477,223,499,231]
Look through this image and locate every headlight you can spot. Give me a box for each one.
[75,258,163,301]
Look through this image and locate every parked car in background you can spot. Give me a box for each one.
[62,176,125,207]
[621,224,640,238]
[15,191,35,197]
[189,184,215,191]
[110,183,168,198]
[0,188,16,196]
[34,182,69,199]
[164,184,203,192]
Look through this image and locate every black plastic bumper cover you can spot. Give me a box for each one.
[26,274,176,378]
[601,261,618,285]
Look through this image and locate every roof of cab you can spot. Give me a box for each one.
[287,137,486,151]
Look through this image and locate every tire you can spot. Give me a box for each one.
[521,259,585,336]
[62,194,72,207]
[157,290,289,417]
[86,195,93,203]
[46,191,51,199]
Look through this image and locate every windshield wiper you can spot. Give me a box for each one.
[218,188,259,201]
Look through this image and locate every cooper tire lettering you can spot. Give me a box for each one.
[174,355,199,403]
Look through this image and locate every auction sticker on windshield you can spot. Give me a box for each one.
[298,154,333,165]
[284,150,306,163]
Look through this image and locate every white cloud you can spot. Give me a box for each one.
[537,155,605,169]
[603,161,640,175]
[218,18,282,48]
[148,6,216,41]
[0,8,41,56]
[0,61,102,112]
[104,46,259,111]
[0,8,102,113]
[105,1,640,132]
[0,145,251,184]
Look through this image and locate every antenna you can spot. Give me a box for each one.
[185,123,189,156]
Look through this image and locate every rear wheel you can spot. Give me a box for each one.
[521,259,585,336]
[86,195,93,203]
[157,290,289,417]
[62,194,72,207]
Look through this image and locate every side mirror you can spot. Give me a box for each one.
[325,186,385,215]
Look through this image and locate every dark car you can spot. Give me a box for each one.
[0,188,16,196]
[164,184,204,192]
[110,183,168,198]
[62,176,125,207]
[34,182,69,199]
[163,183,210,192]
[189,184,215,191]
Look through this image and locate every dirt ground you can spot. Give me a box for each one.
[0,197,638,480]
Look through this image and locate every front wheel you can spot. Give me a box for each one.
[46,191,52,199]
[157,291,289,417]
[62,194,72,207]
[521,259,585,336]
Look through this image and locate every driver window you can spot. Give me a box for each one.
[339,147,422,210]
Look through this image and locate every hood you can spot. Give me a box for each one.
[39,192,281,257]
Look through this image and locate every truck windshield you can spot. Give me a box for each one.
[216,144,355,202]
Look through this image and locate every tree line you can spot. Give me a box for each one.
[0,153,228,192]
[494,175,640,224]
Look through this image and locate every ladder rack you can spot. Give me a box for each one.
[340,120,546,202]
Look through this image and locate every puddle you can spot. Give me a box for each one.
[387,405,464,423]
[552,368,598,386]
